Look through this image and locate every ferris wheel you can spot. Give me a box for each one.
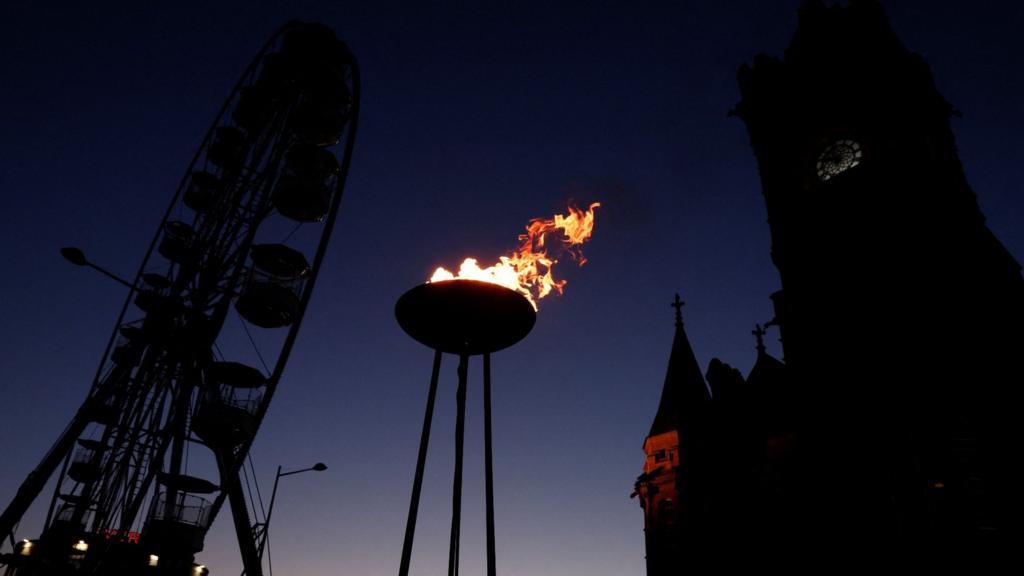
[0,21,358,576]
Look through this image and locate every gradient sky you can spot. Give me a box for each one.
[1,1,1022,575]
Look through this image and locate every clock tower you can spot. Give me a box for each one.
[733,0,1023,543]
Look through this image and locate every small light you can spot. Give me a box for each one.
[73,540,89,552]
[148,555,160,567]
[933,482,945,489]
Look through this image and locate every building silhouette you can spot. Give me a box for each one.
[637,0,1022,565]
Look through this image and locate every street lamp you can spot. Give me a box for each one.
[60,247,135,289]
[251,463,327,574]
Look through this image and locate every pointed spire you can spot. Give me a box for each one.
[671,294,684,327]
[647,293,709,438]
[752,323,767,355]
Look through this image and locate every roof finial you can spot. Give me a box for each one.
[752,324,767,354]
[671,293,685,327]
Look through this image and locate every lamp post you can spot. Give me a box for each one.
[250,463,327,575]
[60,247,135,288]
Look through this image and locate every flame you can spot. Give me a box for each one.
[429,201,601,309]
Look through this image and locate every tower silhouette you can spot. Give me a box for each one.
[734,0,1023,542]
[632,296,707,576]
[638,0,1022,566]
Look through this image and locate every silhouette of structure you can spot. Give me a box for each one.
[637,0,1022,564]
[0,22,359,576]
[394,279,536,576]
[631,295,705,575]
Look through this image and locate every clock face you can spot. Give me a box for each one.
[816,139,862,182]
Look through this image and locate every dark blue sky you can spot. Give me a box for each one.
[1,1,1022,574]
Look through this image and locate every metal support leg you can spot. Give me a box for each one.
[448,353,469,576]
[483,353,496,576]
[226,467,264,576]
[397,350,443,576]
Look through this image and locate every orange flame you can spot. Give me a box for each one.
[429,202,601,309]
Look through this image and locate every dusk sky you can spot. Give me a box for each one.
[2,1,1022,575]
